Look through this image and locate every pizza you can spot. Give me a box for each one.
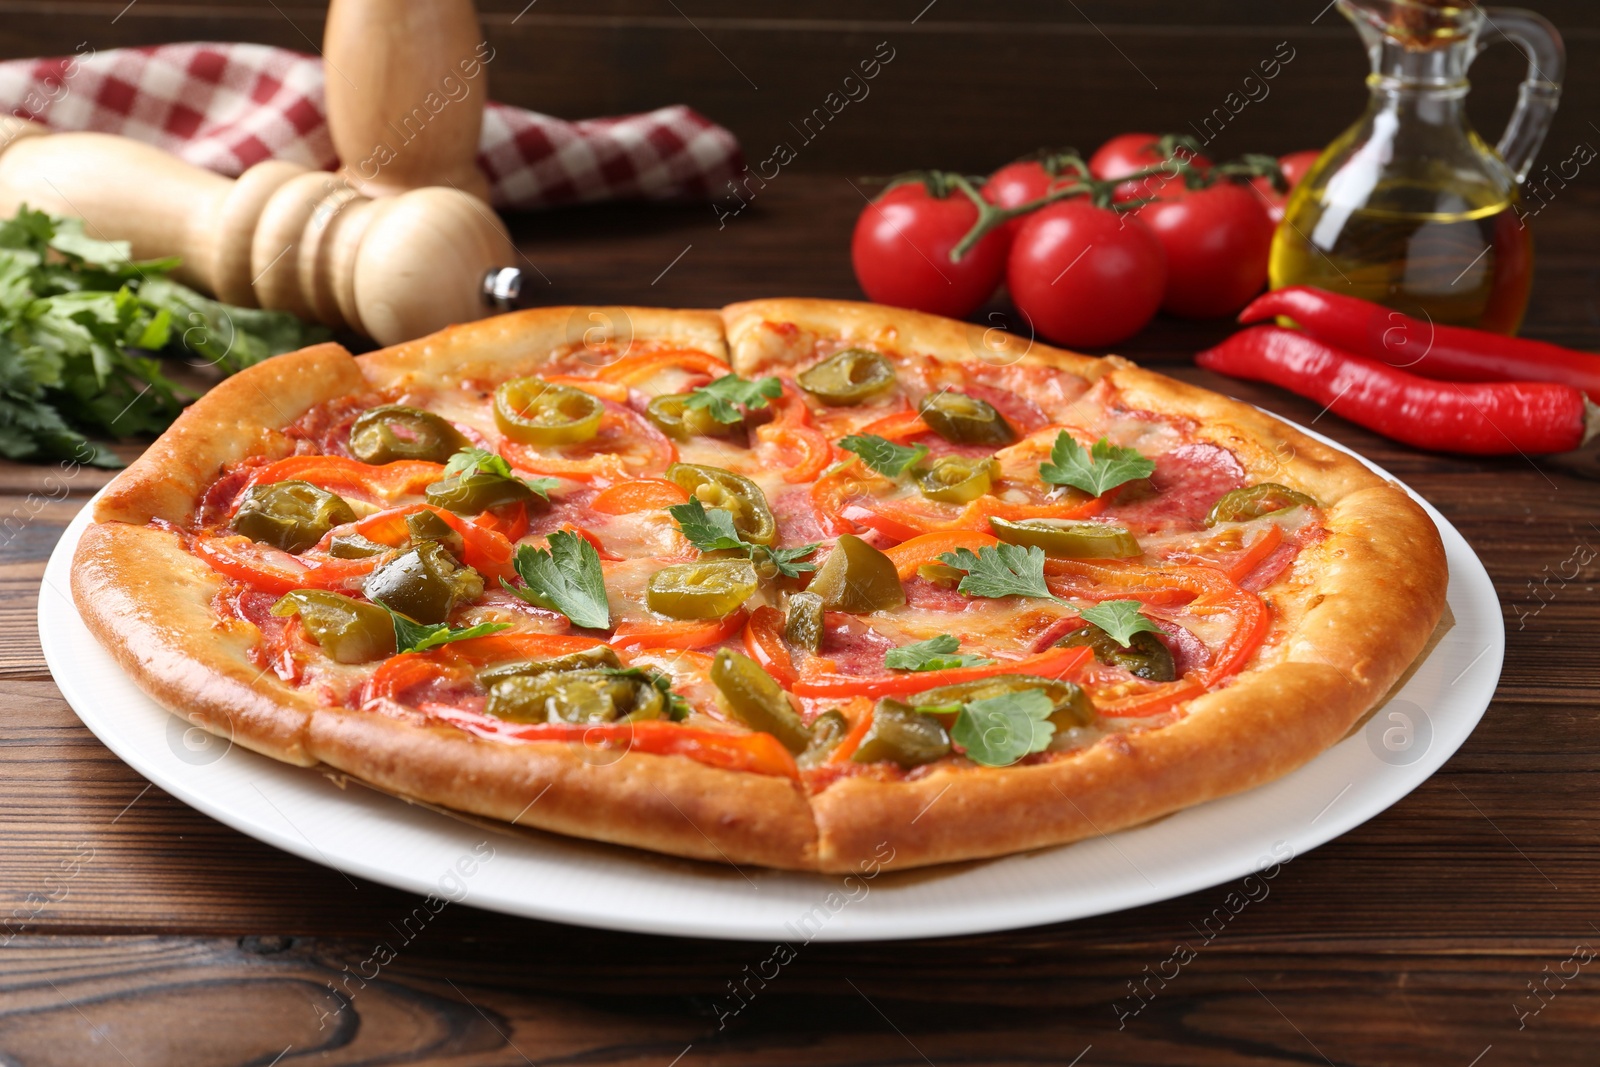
[71,299,1447,872]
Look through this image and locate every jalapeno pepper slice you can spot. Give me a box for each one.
[363,541,483,624]
[270,590,396,664]
[912,673,1095,731]
[665,463,777,546]
[486,670,666,724]
[917,391,1016,445]
[710,648,811,753]
[783,590,825,652]
[916,455,997,504]
[809,534,905,613]
[494,377,605,446]
[328,532,391,559]
[797,348,897,405]
[1059,624,1175,682]
[915,561,967,587]
[645,393,738,441]
[989,517,1142,559]
[404,509,466,559]
[1204,483,1319,527]
[646,560,759,620]
[477,646,623,686]
[231,480,357,554]
[797,708,849,768]
[348,405,469,464]
[424,471,536,515]
[852,700,951,767]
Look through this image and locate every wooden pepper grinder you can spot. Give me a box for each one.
[0,121,516,346]
[323,0,493,202]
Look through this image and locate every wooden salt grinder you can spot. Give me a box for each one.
[323,0,493,201]
[0,120,517,346]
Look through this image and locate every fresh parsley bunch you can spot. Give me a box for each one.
[0,206,330,467]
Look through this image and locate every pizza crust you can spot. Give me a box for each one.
[73,299,1448,874]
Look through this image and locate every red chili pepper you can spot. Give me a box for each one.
[1239,286,1600,401]
[1197,326,1597,455]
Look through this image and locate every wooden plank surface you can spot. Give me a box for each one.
[0,172,1597,1064]
[1,1,1600,1061]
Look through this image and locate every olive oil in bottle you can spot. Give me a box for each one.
[1270,179,1533,333]
[1270,0,1563,335]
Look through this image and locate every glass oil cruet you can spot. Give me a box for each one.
[1270,0,1564,333]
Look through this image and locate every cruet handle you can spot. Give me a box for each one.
[1482,8,1565,182]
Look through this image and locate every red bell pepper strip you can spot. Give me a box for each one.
[1046,558,1269,687]
[366,658,799,779]
[793,644,1091,699]
[354,504,518,582]
[883,531,1000,580]
[742,606,799,687]
[247,455,443,498]
[589,478,691,514]
[592,348,732,385]
[499,402,678,484]
[611,609,749,651]
[1197,326,1597,455]
[1224,522,1284,584]
[194,535,381,595]
[1239,286,1600,400]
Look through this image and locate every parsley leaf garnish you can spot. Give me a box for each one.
[950,689,1056,767]
[937,543,1061,602]
[667,496,819,578]
[603,666,693,721]
[667,496,747,553]
[839,434,929,478]
[391,615,510,655]
[759,544,823,579]
[883,634,995,672]
[682,373,782,424]
[1078,599,1163,648]
[442,447,557,499]
[502,530,611,629]
[1038,432,1155,497]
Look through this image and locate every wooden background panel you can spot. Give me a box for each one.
[4,936,1600,1065]
[1,1,1596,174]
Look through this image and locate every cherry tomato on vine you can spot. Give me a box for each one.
[1249,149,1324,222]
[1006,200,1166,348]
[1089,133,1212,203]
[851,178,1007,318]
[1135,181,1275,319]
[980,158,1086,243]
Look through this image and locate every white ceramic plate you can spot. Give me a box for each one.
[39,424,1502,942]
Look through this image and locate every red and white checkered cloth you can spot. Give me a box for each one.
[0,43,743,208]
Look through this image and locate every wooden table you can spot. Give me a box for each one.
[2,172,1597,1065]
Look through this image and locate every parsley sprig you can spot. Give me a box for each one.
[1038,432,1155,497]
[937,543,1062,602]
[951,689,1056,766]
[683,373,782,424]
[392,615,510,655]
[1078,599,1163,648]
[502,530,611,629]
[839,433,928,478]
[442,447,558,499]
[914,689,1057,766]
[883,634,994,672]
[668,496,818,578]
[0,206,329,467]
